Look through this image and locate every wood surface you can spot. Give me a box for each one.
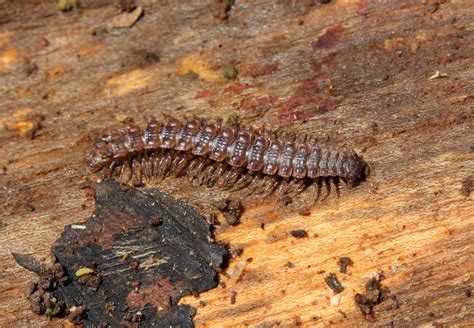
[1,0,473,327]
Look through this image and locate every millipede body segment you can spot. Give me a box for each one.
[86,116,368,202]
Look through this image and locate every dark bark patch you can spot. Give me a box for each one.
[15,180,227,327]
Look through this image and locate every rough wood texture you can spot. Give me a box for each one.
[1,0,473,327]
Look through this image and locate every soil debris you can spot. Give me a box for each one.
[325,273,344,294]
[148,216,162,226]
[57,0,80,12]
[214,198,243,226]
[229,245,244,257]
[354,271,391,316]
[281,195,292,206]
[109,6,143,28]
[207,213,220,225]
[13,254,69,318]
[224,212,240,226]
[298,207,311,216]
[210,0,233,21]
[460,176,473,197]
[212,198,230,211]
[77,271,102,291]
[337,257,353,273]
[23,58,38,77]
[291,229,309,238]
[428,70,448,80]
[66,305,86,325]
[24,203,35,212]
[223,64,239,80]
[227,260,246,282]
[123,49,160,70]
[228,200,243,219]
[92,26,108,36]
[230,291,237,304]
[5,115,44,139]
[225,113,242,126]
[118,0,136,12]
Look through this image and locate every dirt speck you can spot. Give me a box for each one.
[24,203,35,212]
[337,257,353,273]
[291,229,309,238]
[281,195,292,206]
[324,273,344,294]
[222,64,239,80]
[225,113,242,126]
[66,305,86,325]
[13,255,68,318]
[354,271,392,316]
[57,0,80,12]
[109,6,143,28]
[215,198,243,226]
[230,290,237,304]
[148,216,162,226]
[212,198,230,211]
[312,25,344,50]
[460,176,473,197]
[210,0,233,21]
[77,272,102,291]
[118,0,136,12]
[298,207,311,216]
[224,212,240,226]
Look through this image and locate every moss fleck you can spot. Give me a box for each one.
[223,64,238,80]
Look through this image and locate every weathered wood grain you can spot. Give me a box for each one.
[1,0,473,327]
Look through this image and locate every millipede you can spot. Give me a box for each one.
[86,115,368,203]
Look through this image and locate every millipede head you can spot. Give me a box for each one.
[346,154,369,187]
[85,141,113,172]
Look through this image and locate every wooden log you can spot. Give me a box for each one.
[1,0,473,326]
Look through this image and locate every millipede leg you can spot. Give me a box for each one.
[221,167,244,189]
[321,177,331,201]
[275,179,290,197]
[186,157,199,175]
[128,158,135,182]
[152,154,162,179]
[262,177,280,197]
[311,178,323,204]
[171,156,190,178]
[119,163,127,183]
[196,160,212,185]
[254,176,271,195]
[207,163,226,186]
[151,152,160,178]
[213,163,227,179]
[189,159,207,185]
[142,152,150,180]
[132,155,142,183]
[232,172,254,191]
[156,153,172,181]
[199,162,217,185]
[107,160,117,179]
[254,177,269,195]
[152,156,161,179]
[296,179,308,194]
[244,173,262,195]
[286,179,305,195]
[333,177,341,198]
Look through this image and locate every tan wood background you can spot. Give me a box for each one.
[1,0,473,326]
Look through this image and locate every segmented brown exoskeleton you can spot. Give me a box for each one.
[86,116,368,203]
